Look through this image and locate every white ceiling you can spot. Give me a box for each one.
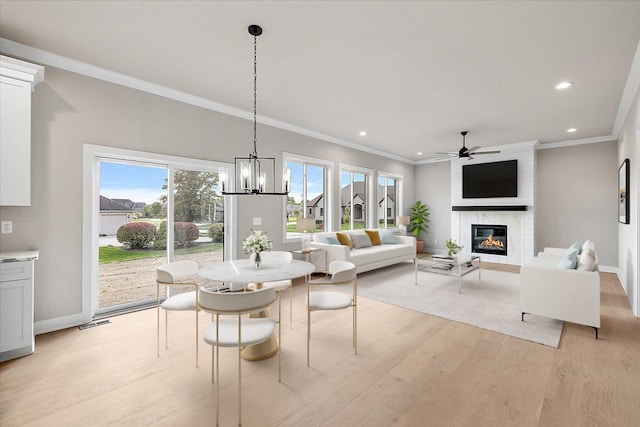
[1,1,639,163]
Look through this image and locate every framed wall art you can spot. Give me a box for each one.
[618,158,630,224]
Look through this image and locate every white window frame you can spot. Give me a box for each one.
[283,152,333,243]
[82,144,234,322]
[339,163,374,229]
[376,171,403,229]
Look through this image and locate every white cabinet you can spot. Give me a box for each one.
[0,258,36,361]
[0,56,44,206]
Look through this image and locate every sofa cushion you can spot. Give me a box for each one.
[582,240,596,253]
[379,229,397,244]
[325,236,340,245]
[365,229,381,246]
[577,250,597,271]
[336,232,353,249]
[556,247,578,269]
[349,244,413,265]
[569,242,582,254]
[351,233,372,249]
[313,233,335,244]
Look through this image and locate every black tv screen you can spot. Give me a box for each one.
[462,160,518,198]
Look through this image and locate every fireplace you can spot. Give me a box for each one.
[471,224,507,256]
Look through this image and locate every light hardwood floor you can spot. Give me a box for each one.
[1,263,638,426]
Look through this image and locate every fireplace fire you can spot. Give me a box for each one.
[472,224,507,256]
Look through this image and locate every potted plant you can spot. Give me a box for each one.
[408,201,430,253]
[445,239,463,258]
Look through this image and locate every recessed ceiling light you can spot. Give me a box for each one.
[417,152,423,155]
[555,81,573,90]
[359,131,367,136]
[567,128,577,133]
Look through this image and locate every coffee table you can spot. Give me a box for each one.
[415,254,481,293]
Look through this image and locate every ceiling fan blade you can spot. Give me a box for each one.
[467,146,481,153]
[432,156,454,161]
[435,152,457,156]
[472,150,501,155]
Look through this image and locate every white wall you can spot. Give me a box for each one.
[0,65,413,330]
[617,84,639,317]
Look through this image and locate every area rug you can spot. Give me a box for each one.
[352,263,563,348]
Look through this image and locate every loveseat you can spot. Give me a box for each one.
[520,240,600,338]
[310,229,416,274]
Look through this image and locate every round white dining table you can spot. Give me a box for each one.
[198,259,315,285]
[198,258,315,360]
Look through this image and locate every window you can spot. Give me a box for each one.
[285,154,330,239]
[340,168,369,230]
[377,174,400,228]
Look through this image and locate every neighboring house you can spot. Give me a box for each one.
[340,181,367,224]
[306,194,324,223]
[377,185,396,226]
[99,196,136,235]
[111,198,146,217]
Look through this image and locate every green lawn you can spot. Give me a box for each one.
[99,242,222,263]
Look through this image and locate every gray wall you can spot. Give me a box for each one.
[536,141,618,266]
[0,66,413,326]
[414,161,451,253]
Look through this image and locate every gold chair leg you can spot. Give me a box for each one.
[278,292,282,382]
[156,283,160,357]
[215,315,220,426]
[238,313,242,427]
[289,285,293,329]
[165,310,168,349]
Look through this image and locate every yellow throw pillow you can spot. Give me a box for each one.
[336,232,353,249]
[365,229,381,246]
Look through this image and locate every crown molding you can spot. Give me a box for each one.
[538,135,617,150]
[0,38,415,165]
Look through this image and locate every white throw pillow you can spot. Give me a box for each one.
[577,250,596,271]
[582,240,596,254]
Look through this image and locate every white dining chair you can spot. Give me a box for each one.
[156,260,200,366]
[198,286,280,427]
[247,251,294,327]
[306,260,357,367]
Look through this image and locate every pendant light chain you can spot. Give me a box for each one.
[253,34,258,157]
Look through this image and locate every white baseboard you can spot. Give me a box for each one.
[34,313,84,335]
[598,265,618,274]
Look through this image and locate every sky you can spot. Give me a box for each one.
[100,162,167,204]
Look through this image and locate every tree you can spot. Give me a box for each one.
[161,171,220,223]
[144,201,163,218]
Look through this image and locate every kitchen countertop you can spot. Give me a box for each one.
[0,250,39,263]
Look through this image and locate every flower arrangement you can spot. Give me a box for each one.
[242,229,273,255]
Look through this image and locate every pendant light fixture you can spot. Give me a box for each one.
[221,25,290,195]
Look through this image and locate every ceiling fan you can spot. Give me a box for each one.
[435,131,501,160]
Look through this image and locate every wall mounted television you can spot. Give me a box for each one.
[462,159,518,198]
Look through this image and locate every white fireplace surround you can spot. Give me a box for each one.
[450,141,538,265]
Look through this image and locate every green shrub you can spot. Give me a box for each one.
[116,222,157,249]
[175,222,200,247]
[154,220,167,249]
[207,223,224,243]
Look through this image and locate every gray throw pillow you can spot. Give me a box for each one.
[350,233,372,249]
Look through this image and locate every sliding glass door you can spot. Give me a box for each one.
[88,146,231,318]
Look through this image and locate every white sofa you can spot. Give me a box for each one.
[310,229,416,274]
[520,242,600,338]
